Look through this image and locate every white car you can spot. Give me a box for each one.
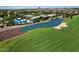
[26,20,33,24]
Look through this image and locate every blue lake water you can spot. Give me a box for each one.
[19,18,63,32]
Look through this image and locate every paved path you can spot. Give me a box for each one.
[0,25,27,32]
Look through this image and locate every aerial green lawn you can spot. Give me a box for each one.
[0,16,79,52]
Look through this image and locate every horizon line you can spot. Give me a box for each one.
[0,6,79,9]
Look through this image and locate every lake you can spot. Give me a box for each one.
[20,18,63,32]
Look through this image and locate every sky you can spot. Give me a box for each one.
[0,6,79,9]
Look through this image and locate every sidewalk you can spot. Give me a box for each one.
[0,25,27,32]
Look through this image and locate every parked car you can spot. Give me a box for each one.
[0,23,4,28]
[31,19,40,23]
[26,20,33,24]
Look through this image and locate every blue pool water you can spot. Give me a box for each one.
[19,18,63,32]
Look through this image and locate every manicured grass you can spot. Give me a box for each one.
[0,16,79,52]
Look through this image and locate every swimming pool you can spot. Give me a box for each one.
[19,18,63,32]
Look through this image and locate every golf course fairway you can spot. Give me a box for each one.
[0,16,79,52]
